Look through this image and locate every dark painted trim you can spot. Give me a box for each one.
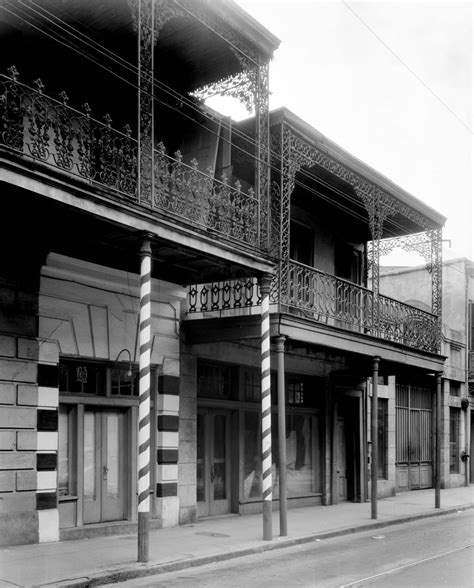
[37,409,58,432]
[156,482,177,498]
[158,414,179,432]
[36,492,57,510]
[37,453,57,471]
[157,449,178,464]
[37,364,59,387]
[158,375,179,396]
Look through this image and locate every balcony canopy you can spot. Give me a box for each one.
[269,108,446,240]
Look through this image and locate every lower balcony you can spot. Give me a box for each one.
[187,260,441,354]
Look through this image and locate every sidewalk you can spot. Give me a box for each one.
[1,486,473,588]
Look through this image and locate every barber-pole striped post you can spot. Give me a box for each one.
[260,273,273,541]
[138,234,153,562]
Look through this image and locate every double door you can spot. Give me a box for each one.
[197,409,231,517]
[83,409,126,524]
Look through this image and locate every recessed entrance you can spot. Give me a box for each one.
[197,409,231,517]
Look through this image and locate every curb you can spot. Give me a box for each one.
[35,503,474,588]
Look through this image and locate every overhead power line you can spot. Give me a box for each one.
[341,0,473,135]
[0,0,435,236]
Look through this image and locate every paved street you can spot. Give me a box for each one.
[108,510,474,588]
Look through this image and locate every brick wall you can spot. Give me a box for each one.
[178,349,197,525]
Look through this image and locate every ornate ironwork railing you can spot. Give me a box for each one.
[188,278,260,313]
[154,144,258,245]
[377,292,440,352]
[187,260,440,353]
[0,69,259,247]
[0,70,138,197]
[285,261,375,332]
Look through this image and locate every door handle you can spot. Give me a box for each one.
[103,465,108,480]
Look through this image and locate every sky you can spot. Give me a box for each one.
[210,0,473,264]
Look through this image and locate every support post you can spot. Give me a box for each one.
[260,274,273,541]
[371,357,380,520]
[138,234,153,562]
[435,372,442,509]
[275,335,288,536]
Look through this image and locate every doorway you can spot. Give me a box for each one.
[336,418,347,501]
[334,393,364,503]
[83,409,126,524]
[197,409,231,517]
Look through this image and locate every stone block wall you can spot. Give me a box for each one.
[0,267,60,546]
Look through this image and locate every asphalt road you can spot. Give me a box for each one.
[107,510,474,587]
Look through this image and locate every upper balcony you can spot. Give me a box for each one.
[185,109,446,359]
[0,0,280,284]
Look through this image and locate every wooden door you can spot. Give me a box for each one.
[197,409,231,517]
[83,409,126,524]
[336,418,348,501]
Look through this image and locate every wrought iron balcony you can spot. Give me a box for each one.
[188,260,441,354]
[0,69,259,249]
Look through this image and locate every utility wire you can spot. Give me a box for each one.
[2,0,375,227]
[341,0,472,135]
[1,1,433,236]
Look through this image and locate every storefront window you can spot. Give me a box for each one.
[243,412,261,499]
[243,411,318,500]
[377,399,388,479]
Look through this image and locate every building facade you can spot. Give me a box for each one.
[1,0,447,548]
[0,0,279,545]
[381,258,474,490]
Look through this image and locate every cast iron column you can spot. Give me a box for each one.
[275,335,288,536]
[260,274,273,540]
[371,357,380,520]
[435,372,442,508]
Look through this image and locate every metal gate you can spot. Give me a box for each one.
[395,384,433,491]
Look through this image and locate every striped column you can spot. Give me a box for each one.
[138,235,153,562]
[260,274,273,541]
[156,374,180,527]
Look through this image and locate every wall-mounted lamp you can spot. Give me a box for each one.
[114,348,133,377]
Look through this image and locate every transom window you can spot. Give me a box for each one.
[59,360,138,396]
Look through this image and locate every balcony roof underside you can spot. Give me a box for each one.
[184,315,446,374]
[0,0,277,123]
[293,165,424,240]
[1,179,272,285]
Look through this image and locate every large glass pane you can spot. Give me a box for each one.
[243,412,261,499]
[213,462,226,500]
[58,406,69,496]
[196,413,205,502]
[285,414,314,497]
[213,415,226,459]
[213,415,226,500]
[84,412,96,499]
[106,413,119,498]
